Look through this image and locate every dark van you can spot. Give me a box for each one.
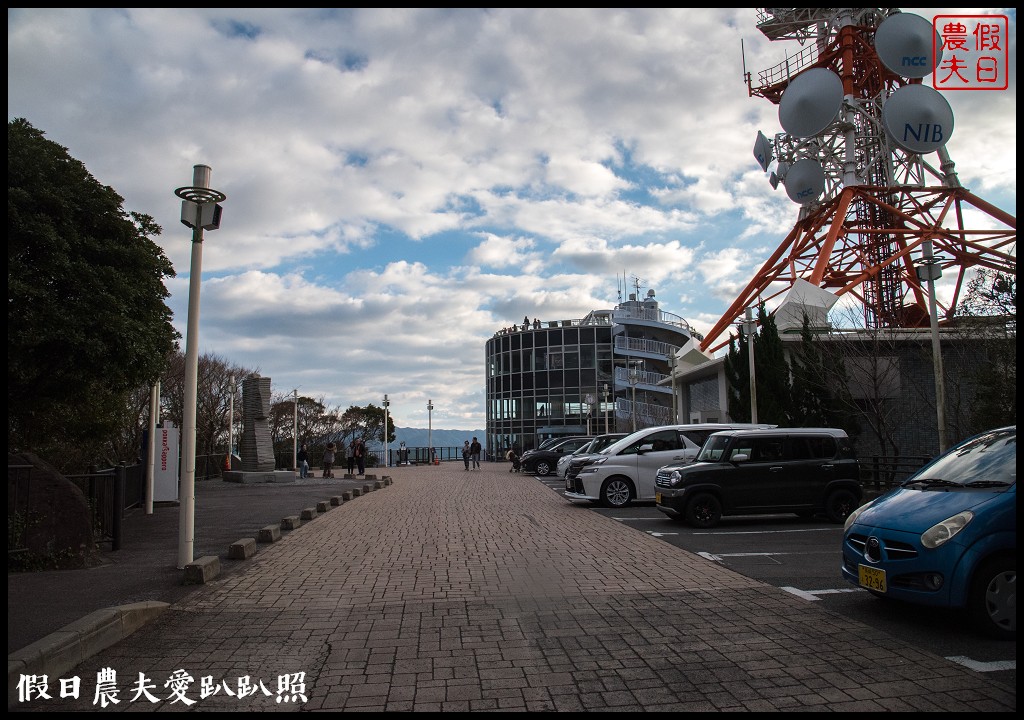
[654,428,861,527]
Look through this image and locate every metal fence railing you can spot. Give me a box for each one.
[275,445,471,472]
[8,464,34,557]
[64,463,146,552]
[860,456,932,496]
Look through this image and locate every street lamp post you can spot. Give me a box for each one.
[226,375,235,471]
[667,349,677,424]
[628,363,640,433]
[427,399,434,465]
[584,393,595,435]
[745,307,758,424]
[292,389,298,472]
[174,164,225,569]
[383,394,390,468]
[603,382,610,434]
[918,241,948,452]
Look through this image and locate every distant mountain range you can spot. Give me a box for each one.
[393,427,486,448]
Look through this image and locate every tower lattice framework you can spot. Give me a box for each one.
[701,8,1016,353]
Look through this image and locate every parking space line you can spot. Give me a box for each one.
[945,656,1016,673]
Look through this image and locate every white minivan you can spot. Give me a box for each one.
[563,423,775,508]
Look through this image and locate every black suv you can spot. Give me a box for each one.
[520,436,592,476]
[654,428,861,527]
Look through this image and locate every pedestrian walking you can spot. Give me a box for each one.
[353,437,366,475]
[462,441,471,471]
[470,437,482,469]
[322,443,336,478]
[297,443,309,479]
[347,440,357,475]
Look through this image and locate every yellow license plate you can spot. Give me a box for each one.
[858,565,887,593]
[655,492,662,504]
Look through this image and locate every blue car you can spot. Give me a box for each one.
[841,425,1016,640]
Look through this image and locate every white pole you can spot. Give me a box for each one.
[176,163,223,569]
[668,350,677,424]
[145,381,159,515]
[921,242,948,452]
[293,388,298,471]
[746,307,758,424]
[227,374,234,466]
[629,363,638,433]
[427,399,434,465]
[383,394,390,468]
[603,383,609,434]
[178,205,205,566]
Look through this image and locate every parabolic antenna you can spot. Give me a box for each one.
[753,130,773,172]
[882,83,954,154]
[778,67,844,138]
[874,12,942,79]
[783,158,825,204]
[769,160,789,190]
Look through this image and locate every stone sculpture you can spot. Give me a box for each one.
[239,375,276,472]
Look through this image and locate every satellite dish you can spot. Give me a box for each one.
[882,84,954,154]
[874,12,942,79]
[784,158,825,204]
[779,67,844,138]
[775,161,789,179]
[769,172,780,189]
[753,130,773,172]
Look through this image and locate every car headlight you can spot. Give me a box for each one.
[842,501,873,532]
[669,470,682,486]
[590,457,608,466]
[921,510,973,549]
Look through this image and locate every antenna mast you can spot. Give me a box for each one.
[701,7,1016,352]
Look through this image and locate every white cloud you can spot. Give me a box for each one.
[9,7,1015,429]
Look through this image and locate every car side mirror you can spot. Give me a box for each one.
[731,453,750,463]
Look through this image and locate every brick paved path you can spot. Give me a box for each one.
[13,464,1016,712]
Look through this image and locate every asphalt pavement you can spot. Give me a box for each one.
[7,463,1016,712]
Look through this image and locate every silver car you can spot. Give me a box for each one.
[557,433,628,478]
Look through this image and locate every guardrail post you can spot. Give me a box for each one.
[113,462,126,551]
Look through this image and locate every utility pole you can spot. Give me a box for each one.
[745,307,758,424]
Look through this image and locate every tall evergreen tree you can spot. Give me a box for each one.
[789,315,861,436]
[956,269,1016,433]
[751,304,792,425]
[8,118,179,466]
[724,326,751,422]
[724,303,792,424]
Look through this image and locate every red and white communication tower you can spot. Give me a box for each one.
[700,8,1016,353]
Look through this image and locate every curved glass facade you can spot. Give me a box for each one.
[486,294,694,456]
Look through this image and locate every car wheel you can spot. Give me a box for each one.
[685,492,722,528]
[600,477,632,508]
[535,460,551,476]
[825,488,858,524]
[968,556,1016,641]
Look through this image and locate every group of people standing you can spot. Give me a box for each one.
[297,438,367,479]
[461,437,482,470]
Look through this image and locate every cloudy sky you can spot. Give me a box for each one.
[8,8,1016,430]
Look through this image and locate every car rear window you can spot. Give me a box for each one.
[681,429,714,446]
[790,436,838,460]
